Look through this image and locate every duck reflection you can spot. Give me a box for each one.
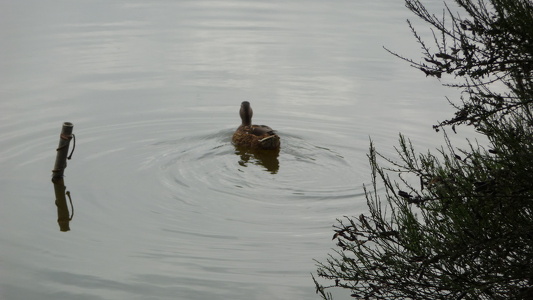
[51,177,74,232]
[234,145,280,174]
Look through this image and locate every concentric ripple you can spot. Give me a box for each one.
[141,124,365,210]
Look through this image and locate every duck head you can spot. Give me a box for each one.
[239,101,253,126]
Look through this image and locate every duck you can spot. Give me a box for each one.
[232,101,280,150]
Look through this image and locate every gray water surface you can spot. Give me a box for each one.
[1,1,464,299]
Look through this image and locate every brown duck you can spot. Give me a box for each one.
[232,101,280,150]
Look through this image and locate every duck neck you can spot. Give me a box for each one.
[240,103,253,126]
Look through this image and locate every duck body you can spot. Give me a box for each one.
[232,101,280,150]
[233,124,280,150]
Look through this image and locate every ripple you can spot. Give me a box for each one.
[140,125,364,209]
[1,103,373,300]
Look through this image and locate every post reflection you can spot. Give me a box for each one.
[52,177,74,232]
[234,145,280,174]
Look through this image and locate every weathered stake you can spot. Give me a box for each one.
[52,122,74,181]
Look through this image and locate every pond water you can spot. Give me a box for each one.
[1,0,470,299]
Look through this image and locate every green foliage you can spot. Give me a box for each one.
[389,0,533,133]
[314,0,533,299]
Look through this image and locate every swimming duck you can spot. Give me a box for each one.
[232,101,280,150]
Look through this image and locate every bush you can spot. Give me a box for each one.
[313,0,533,299]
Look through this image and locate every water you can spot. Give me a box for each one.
[1,0,469,299]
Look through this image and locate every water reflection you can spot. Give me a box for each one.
[51,177,74,232]
[0,0,453,298]
[234,145,280,174]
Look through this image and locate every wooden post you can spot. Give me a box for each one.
[52,122,74,181]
